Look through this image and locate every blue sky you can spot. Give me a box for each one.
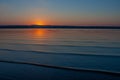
[0,0,120,26]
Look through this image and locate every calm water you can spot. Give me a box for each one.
[0,29,120,54]
[0,29,120,80]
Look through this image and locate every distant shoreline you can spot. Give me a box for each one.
[0,25,120,29]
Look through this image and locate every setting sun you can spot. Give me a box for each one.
[35,21,44,25]
[30,18,45,25]
[33,20,45,25]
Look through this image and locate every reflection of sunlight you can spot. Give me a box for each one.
[28,29,54,44]
[34,29,46,37]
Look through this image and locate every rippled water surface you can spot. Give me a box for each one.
[0,29,120,80]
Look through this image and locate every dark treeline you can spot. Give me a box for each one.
[0,25,120,29]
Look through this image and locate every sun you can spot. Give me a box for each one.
[34,21,45,25]
[30,19,46,25]
[36,22,44,25]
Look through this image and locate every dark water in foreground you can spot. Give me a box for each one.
[0,29,120,80]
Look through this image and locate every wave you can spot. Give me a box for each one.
[0,60,120,76]
[0,43,80,47]
[1,43,120,49]
[0,48,120,57]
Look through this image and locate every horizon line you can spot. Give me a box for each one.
[0,25,120,27]
[0,25,120,29]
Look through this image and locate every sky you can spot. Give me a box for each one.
[0,0,120,26]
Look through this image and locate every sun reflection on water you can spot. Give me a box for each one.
[33,29,47,37]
